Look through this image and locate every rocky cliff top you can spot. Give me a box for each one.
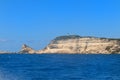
[54,35,120,41]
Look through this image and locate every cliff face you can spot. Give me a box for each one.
[20,35,120,54]
[38,35,120,54]
[19,44,35,54]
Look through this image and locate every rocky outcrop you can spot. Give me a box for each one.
[19,44,35,54]
[20,35,120,54]
[38,35,120,54]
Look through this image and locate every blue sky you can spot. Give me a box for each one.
[0,0,120,51]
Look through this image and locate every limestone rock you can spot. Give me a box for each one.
[19,44,35,54]
[19,35,120,54]
[38,35,120,54]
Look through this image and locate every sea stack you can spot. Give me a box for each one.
[19,44,35,54]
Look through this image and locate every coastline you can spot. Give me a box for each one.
[1,35,120,54]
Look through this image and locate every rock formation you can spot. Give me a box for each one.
[20,35,120,54]
[19,44,35,54]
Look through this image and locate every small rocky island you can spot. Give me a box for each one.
[20,35,120,54]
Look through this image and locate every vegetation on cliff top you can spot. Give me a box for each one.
[54,35,81,40]
[53,35,120,41]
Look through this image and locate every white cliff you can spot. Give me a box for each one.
[38,35,120,54]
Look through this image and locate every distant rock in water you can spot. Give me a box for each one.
[20,35,120,54]
[0,51,11,54]
[19,44,35,54]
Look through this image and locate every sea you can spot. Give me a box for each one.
[0,54,120,80]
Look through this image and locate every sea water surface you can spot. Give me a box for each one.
[0,54,120,80]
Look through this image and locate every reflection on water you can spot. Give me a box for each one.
[0,54,120,80]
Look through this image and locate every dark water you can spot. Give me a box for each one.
[0,54,120,80]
